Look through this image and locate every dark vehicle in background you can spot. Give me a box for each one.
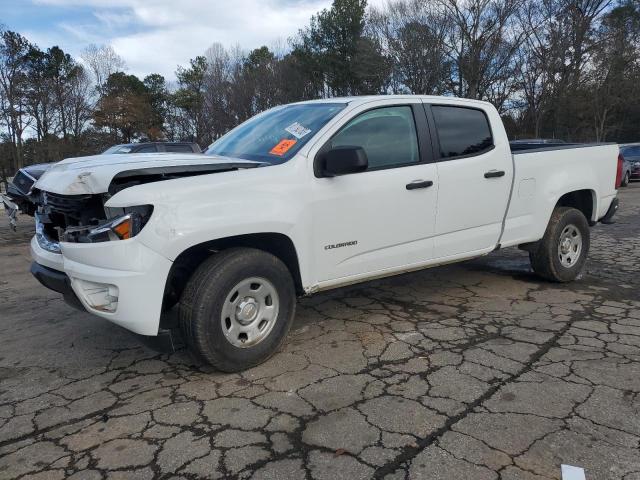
[103,142,201,154]
[619,143,640,185]
[2,162,54,228]
[1,141,202,229]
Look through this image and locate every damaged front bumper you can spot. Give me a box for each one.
[30,229,173,337]
[30,262,84,310]
[29,185,171,338]
[31,260,178,352]
[35,213,61,253]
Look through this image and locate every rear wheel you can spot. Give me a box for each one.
[622,171,630,187]
[179,248,296,372]
[529,207,590,282]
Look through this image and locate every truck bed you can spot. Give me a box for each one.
[510,142,615,154]
[500,143,620,248]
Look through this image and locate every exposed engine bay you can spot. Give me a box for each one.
[8,160,264,249]
[34,191,150,248]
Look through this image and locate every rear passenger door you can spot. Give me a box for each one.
[425,103,513,258]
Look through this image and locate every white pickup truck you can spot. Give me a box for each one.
[26,95,621,371]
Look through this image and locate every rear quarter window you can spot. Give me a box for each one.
[431,105,494,159]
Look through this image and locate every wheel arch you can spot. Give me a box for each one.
[163,232,304,310]
[555,189,597,224]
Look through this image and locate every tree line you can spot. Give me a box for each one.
[1,0,639,178]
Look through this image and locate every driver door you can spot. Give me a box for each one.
[310,100,439,284]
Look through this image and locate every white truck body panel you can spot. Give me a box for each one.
[501,144,618,247]
[36,152,260,195]
[28,95,620,337]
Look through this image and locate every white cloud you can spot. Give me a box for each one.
[110,0,332,78]
[92,11,135,30]
[29,0,388,79]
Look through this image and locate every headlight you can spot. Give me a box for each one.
[89,214,137,241]
[87,205,153,242]
[61,205,153,243]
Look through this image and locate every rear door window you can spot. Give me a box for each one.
[431,106,493,159]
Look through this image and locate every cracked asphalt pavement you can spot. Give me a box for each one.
[1,186,639,480]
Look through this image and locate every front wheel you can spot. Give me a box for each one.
[179,248,296,372]
[529,207,590,282]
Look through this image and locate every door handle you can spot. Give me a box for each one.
[406,180,433,190]
[484,170,505,178]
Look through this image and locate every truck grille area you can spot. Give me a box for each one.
[43,193,95,215]
[36,191,108,243]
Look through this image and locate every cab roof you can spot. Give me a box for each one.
[293,94,494,108]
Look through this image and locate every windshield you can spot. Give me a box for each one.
[205,103,347,163]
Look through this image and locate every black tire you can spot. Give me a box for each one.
[179,248,296,372]
[622,171,630,187]
[529,207,590,283]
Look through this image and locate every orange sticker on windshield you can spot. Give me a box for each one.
[270,139,297,156]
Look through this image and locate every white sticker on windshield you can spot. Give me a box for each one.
[285,122,312,139]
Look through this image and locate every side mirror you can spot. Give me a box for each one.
[316,146,368,177]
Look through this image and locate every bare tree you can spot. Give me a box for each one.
[513,0,559,137]
[204,42,235,139]
[514,0,614,139]
[437,0,525,111]
[0,29,31,170]
[587,1,640,141]
[369,0,451,94]
[24,45,55,142]
[80,44,126,93]
[66,66,93,139]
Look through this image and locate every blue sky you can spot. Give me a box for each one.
[0,0,384,80]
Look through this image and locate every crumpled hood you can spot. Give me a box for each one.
[35,153,262,195]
